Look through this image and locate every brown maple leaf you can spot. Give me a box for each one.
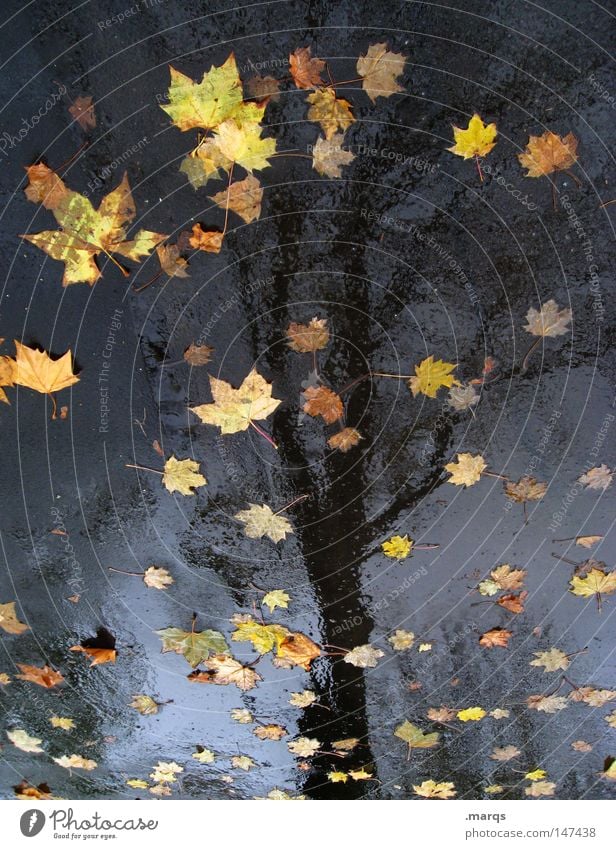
[210,174,263,224]
[244,74,281,102]
[479,628,512,648]
[68,96,96,131]
[188,224,223,253]
[504,476,547,503]
[518,131,578,178]
[289,46,326,89]
[303,385,343,423]
[497,590,528,614]
[277,632,321,671]
[70,646,117,666]
[328,427,362,452]
[16,663,64,688]
[184,343,214,366]
[427,706,456,723]
[156,244,189,278]
[287,317,330,352]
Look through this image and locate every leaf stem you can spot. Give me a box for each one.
[125,463,163,475]
[551,552,580,567]
[133,269,163,293]
[521,337,542,372]
[475,154,484,182]
[483,470,509,481]
[274,494,309,515]
[248,420,278,450]
[108,567,143,577]
[221,162,234,239]
[48,393,58,420]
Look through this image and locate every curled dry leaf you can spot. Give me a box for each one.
[191,368,281,435]
[448,114,497,160]
[328,427,362,452]
[16,663,64,688]
[409,356,459,398]
[156,244,189,278]
[578,465,613,491]
[0,601,29,635]
[344,644,384,668]
[235,503,294,543]
[7,729,44,753]
[184,343,214,366]
[356,42,406,102]
[143,566,174,589]
[286,317,330,352]
[162,456,207,495]
[312,133,355,177]
[479,628,512,649]
[524,300,572,337]
[307,88,354,139]
[527,694,568,714]
[210,174,263,224]
[445,453,487,487]
[289,46,325,89]
[518,131,578,177]
[302,385,344,423]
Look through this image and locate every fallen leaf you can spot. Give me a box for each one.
[356,43,406,102]
[14,781,54,800]
[394,720,440,752]
[571,740,593,752]
[497,590,528,614]
[198,654,261,691]
[578,465,613,491]
[156,626,227,667]
[70,645,117,666]
[162,456,207,495]
[413,779,456,799]
[0,601,29,635]
[180,139,233,187]
[231,755,255,771]
[445,453,487,487]
[213,118,276,172]
[605,711,616,728]
[490,745,520,762]
[302,385,344,423]
[427,706,456,723]
[16,663,64,688]
[312,134,355,177]
[525,780,555,797]
[328,427,362,452]
[457,707,486,722]
[328,770,348,783]
[289,47,325,89]
[7,729,44,753]
[150,761,183,783]
[489,564,527,591]
[245,74,281,102]
[530,648,570,672]
[344,644,384,668]
[569,568,616,601]
[191,367,281,435]
[289,690,318,708]
[485,785,504,794]
[232,618,290,654]
[479,628,512,649]
[489,708,510,719]
[503,476,547,503]
[332,738,360,752]
[602,758,616,781]
[235,503,294,543]
[448,384,479,411]
[192,747,215,764]
[288,737,320,757]
[253,724,287,741]
[527,694,568,713]
[278,632,321,670]
[149,783,172,796]
[409,356,459,398]
[0,354,15,404]
[184,343,214,366]
[22,167,165,285]
[418,643,432,652]
[14,342,79,403]
[53,754,97,771]
[126,779,149,790]
[210,174,263,224]
[130,695,160,715]
[287,317,330,352]
[382,534,413,559]
[231,708,253,723]
[518,131,578,177]
[573,535,604,548]
[448,113,497,160]
[525,768,547,781]
[0,673,11,685]
[143,566,174,589]
[569,687,616,707]
[524,300,572,337]
[68,96,96,130]
[156,244,189,278]
[262,589,290,613]
[388,629,415,650]
[50,716,75,730]
[307,88,354,139]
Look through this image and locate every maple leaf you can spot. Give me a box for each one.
[289,47,325,89]
[50,715,75,730]
[448,384,479,412]
[605,711,616,728]
[156,625,228,667]
[530,647,570,672]
[312,134,355,177]
[143,566,174,589]
[525,780,556,797]
[388,629,415,650]
[161,55,245,132]
[232,755,255,771]
[526,768,547,781]
[245,74,281,102]
[191,367,281,435]
[524,300,572,337]
[192,746,215,763]
[497,590,528,614]
[253,724,287,741]
[578,465,613,491]
[570,568,616,604]
[394,721,440,753]
[150,761,183,783]
[457,707,486,722]
[485,785,504,794]
[307,88,354,139]
[0,353,16,404]
[7,729,44,753]
[23,167,165,286]
[344,644,384,668]
[68,95,96,130]
[571,740,593,752]
[445,453,487,487]
[210,174,263,224]
[212,118,276,171]
[479,628,512,649]
[328,427,362,452]
[262,589,290,613]
[602,758,616,781]
[235,503,294,543]
[231,708,253,723]
[53,754,97,771]
[162,456,207,495]
[277,632,321,670]
[448,113,497,160]
[130,695,160,715]
[427,706,456,723]
[357,42,406,102]
[287,317,330,352]
[126,778,149,790]
[195,654,262,691]
[16,663,64,688]
[350,768,374,781]
[156,244,189,278]
[490,708,510,719]
[382,534,413,559]
[490,564,527,591]
[418,642,432,652]
[70,645,117,666]
[518,131,578,177]
[302,385,344,423]
[289,690,318,708]
[186,224,223,254]
[490,745,520,762]
[504,476,547,503]
[13,341,79,413]
[180,140,233,188]
[232,618,289,654]
[413,779,456,799]
[328,770,348,783]
[527,694,568,713]
[288,737,320,757]
[0,601,29,635]
[332,738,360,752]
[573,535,604,548]
[184,343,214,366]
[409,356,459,398]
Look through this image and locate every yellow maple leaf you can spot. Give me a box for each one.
[0,601,29,635]
[569,568,616,604]
[525,768,547,781]
[235,503,294,543]
[161,55,245,132]
[409,355,459,398]
[162,456,206,495]
[328,771,348,783]
[413,779,456,799]
[457,706,486,722]
[213,119,276,171]
[22,167,165,286]
[445,453,487,487]
[13,342,80,415]
[518,131,578,178]
[231,619,290,654]
[262,589,291,613]
[0,354,16,404]
[210,174,263,224]
[307,89,354,139]
[356,42,406,102]
[129,695,159,715]
[394,720,440,752]
[50,716,75,730]
[381,534,413,559]
[191,367,281,435]
[53,754,97,771]
[448,113,497,160]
